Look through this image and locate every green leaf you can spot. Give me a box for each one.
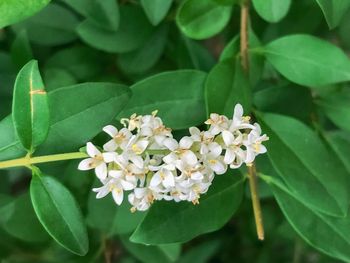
[141,0,173,26]
[176,0,232,40]
[61,0,93,16]
[263,34,350,87]
[130,173,244,245]
[324,131,350,173]
[45,46,102,81]
[205,58,252,117]
[30,173,89,255]
[318,89,350,132]
[252,0,291,23]
[77,5,153,53]
[12,3,79,46]
[263,175,350,262]
[118,70,207,130]
[43,68,77,91]
[1,82,130,158]
[3,192,50,243]
[257,113,350,217]
[219,31,264,86]
[0,0,51,28]
[10,30,33,70]
[253,82,313,123]
[0,194,14,225]
[0,116,26,161]
[121,237,180,263]
[174,35,216,71]
[86,179,146,236]
[315,0,350,29]
[37,82,131,154]
[12,60,50,152]
[117,25,168,74]
[177,240,221,263]
[87,0,119,30]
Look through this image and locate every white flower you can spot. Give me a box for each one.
[244,123,269,164]
[149,166,176,189]
[78,105,269,212]
[229,104,255,131]
[205,113,229,135]
[121,113,142,131]
[93,171,136,205]
[103,125,132,152]
[222,130,246,168]
[128,188,155,212]
[202,142,227,175]
[189,127,214,155]
[78,142,110,180]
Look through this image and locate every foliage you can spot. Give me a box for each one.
[0,0,350,262]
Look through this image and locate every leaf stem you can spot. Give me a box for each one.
[240,0,265,241]
[0,152,88,169]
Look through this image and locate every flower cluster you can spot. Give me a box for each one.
[78,104,269,212]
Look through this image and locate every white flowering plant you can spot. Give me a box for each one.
[78,105,268,212]
[1,0,350,262]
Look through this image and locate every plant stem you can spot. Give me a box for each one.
[0,152,88,169]
[247,164,264,240]
[240,0,249,71]
[240,0,265,240]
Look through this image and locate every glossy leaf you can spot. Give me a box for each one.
[174,35,216,71]
[325,131,350,173]
[0,0,50,28]
[10,30,33,69]
[263,34,350,87]
[37,82,131,154]
[176,0,232,40]
[87,0,119,30]
[205,58,252,117]
[12,60,50,152]
[77,6,153,53]
[141,0,173,26]
[253,82,313,122]
[3,192,49,243]
[12,3,79,46]
[318,89,350,132]
[257,112,350,217]
[121,237,181,263]
[117,25,168,74]
[219,31,264,86]
[177,240,221,263]
[263,175,350,263]
[130,173,244,245]
[252,0,291,23]
[0,116,26,161]
[43,68,77,91]
[118,70,207,130]
[315,0,350,29]
[45,46,102,81]
[86,180,146,236]
[30,173,89,255]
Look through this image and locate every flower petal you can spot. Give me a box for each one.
[103,125,118,138]
[103,140,118,152]
[222,131,234,146]
[78,158,95,170]
[95,163,107,180]
[112,188,124,205]
[179,136,193,149]
[86,142,101,157]
[224,148,235,164]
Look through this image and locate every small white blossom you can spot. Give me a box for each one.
[78,104,269,212]
[78,142,110,180]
